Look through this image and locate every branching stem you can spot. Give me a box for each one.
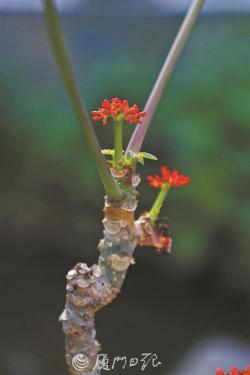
[149,183,170,222]
[43,0,123,201]
[126,0,205,155]
[113,118,123,168]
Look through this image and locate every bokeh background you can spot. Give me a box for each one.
[0,0,249,374]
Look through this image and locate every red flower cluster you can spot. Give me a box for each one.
[147,166,191,189]
[216,366,250,375]
[91,97,146,125]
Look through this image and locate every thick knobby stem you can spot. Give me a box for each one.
[43,0,123,201]
[59,169,169,374]
[126,0,205,155]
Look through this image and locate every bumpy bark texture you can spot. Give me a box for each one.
[59,169,171,375]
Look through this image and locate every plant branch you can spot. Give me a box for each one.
[149,183,170,222]
[43,0,123,201]
[126,0,205,155]
[113,118,123,168]
[60,171,171,374]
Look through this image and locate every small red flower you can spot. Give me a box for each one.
[216,367,250,375]
[147,166,191,189]
[91,97,146,125]
[216,369,225,375]
[231,369,240,375]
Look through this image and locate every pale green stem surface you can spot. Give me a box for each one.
[149,183,170,222]
[43,0,123,201]
[126,0,205,155]
[113,118,123,167]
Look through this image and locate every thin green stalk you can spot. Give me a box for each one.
[126,0,205,155]
[113,119,123,168]
[43,0,123,201]
[149,184,170,222]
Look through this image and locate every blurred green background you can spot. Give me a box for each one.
[0,11,249,375]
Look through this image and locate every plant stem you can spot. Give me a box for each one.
[126,0,205,155]
[43,0,123,201]
[61,176,139,375]
[60,170,171,374]
[149,184,170,222]
[113,118,123,168]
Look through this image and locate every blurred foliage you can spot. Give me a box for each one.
[0,15,249,292]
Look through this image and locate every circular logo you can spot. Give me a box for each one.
[72,353,89,371]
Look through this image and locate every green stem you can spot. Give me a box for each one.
[126,0,205,155]
[149,184,170,222]
[113,119,123,168]
[43,0,123,201]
